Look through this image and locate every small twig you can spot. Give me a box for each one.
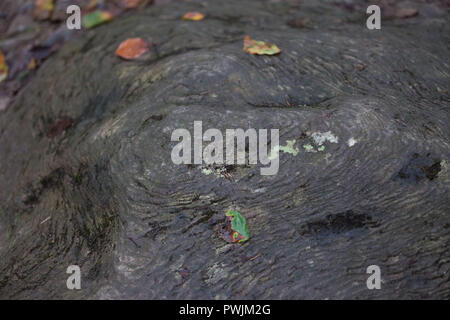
[40,216,51,224]
[128,237,141,248]
[249,253,261,261]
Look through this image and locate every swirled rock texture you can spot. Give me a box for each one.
[0,0,449,299]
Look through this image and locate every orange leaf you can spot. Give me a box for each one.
[115,38,150,60]
[182,12,204,21]
[0,50,8,83]
[122,0,142,8]
[395,8,418,19]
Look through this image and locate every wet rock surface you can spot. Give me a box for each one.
[0,0,449,299]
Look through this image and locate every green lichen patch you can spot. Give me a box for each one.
[303,144,315,152]
[279,139,299,156]
[201,167,214,175]
[269,139,299,159]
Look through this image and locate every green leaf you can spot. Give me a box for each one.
[225,210,250,243]
[82,10,113,29]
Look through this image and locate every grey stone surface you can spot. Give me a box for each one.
[0,0,448,299]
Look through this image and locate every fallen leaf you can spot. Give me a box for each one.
[287,17,309,28]
[225,210,250,243]
[115,38,150,60]
[243,35,281,56]
[395,8,418,19]
[122,0,142,8]
[82,10,114,29]
[182,12,205,21]
[0,51,8,83]
[28,58,37,70]
[87,0,102,9]
[34,0,55,20]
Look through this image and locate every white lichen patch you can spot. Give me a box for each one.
[438,160,449,182]
[251,187,267,194]
[311,131,339,145]
[200,166,229,179]
[302,131,339,153]
[205,263,228,285]
[347,137,357,147]
[216,244,233,255]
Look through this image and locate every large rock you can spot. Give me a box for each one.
[0,0,448,299]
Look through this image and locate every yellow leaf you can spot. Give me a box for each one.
[182,12,205,21]
[243,35,281,56]
[87,0,102,10]
[34,0,54,20]
[28,58,37,70]
[0,51,8,83]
